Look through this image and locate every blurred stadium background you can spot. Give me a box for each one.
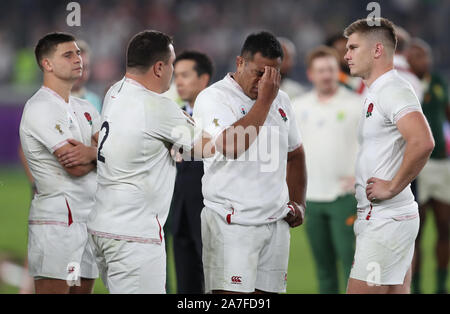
[0,0,449,293]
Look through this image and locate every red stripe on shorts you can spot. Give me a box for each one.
[226,207,235,224]
[366,204,373,220]
[156,215,162,242]
[65,198,73,226]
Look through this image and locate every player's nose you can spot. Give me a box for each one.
[344,50,351,61]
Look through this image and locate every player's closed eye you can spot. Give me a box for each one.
[252,70,264,77]
[64,52,76,58]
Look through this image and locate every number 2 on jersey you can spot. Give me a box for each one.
[97,121,109,163]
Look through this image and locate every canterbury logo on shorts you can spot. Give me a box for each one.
[231,276,242,284]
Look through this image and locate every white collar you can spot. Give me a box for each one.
[124,77,148,90]
[123,77,162,97]
[41,86,70,104]
[225,73,248,97]
[368,69,397,93]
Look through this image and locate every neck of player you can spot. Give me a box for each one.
[43,75,74,103]
[125,72,164,94]
[364,63,394,88]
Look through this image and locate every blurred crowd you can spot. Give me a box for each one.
[0,0,449,100]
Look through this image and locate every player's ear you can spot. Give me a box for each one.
[41,58,53,72]
[374,42,383,59]
[236,56,244,69]
[153,61,164,78]
[235,56,246,76]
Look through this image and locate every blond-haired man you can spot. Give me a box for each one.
[343,18,434,294]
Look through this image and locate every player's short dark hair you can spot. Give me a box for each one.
[240,31,284,61]
[35,32,76,71]
[174,51,214,83]
[343,17,397,52]
[126,30,173,73]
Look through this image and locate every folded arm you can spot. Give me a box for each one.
[54,133,99,177]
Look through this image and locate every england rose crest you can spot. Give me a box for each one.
[84,112,93,125]
[279,108,287,122]
[366,103,374,118]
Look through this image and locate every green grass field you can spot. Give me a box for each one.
[0,165,448,294]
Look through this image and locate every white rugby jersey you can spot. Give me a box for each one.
[87,77,195,244]
[293,86,362,202]
[193,73,302,226]
[355,70,422,219]
[19,86,101,224]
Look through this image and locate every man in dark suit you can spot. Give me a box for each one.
[171,51,213,293]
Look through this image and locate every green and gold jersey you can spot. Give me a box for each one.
[421,73,449,159]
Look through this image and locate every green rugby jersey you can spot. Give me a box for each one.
[421,73,449,159]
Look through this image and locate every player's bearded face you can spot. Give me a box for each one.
[236,53,281,100]
[49,42,83,82]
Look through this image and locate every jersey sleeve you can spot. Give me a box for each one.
[193,88,238,141]
[24,101,73,153]
[280,92,302,152]
[145,96,196,151]
[379,84,423,124]
[90,107,102,136]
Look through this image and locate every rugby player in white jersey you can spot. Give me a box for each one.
[19,33,100,294]
[87,30,199,294]
[343,18,435,294]
[193,31,306,294]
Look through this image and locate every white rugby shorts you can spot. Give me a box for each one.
[349,214,419,285]
[28,222,98,281]
[89,234,166,294]
[201,207,291,293]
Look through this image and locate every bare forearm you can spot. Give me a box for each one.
[286,146,307,207]
[232,99,271,129]
[87,146,97,163]
[79,162,96,175]
[57,143,98,167]
[66,162,96,177]
[389,140,433,195]
[216,100,271,158]
[190,132,216,160]
[216,66,280,158]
